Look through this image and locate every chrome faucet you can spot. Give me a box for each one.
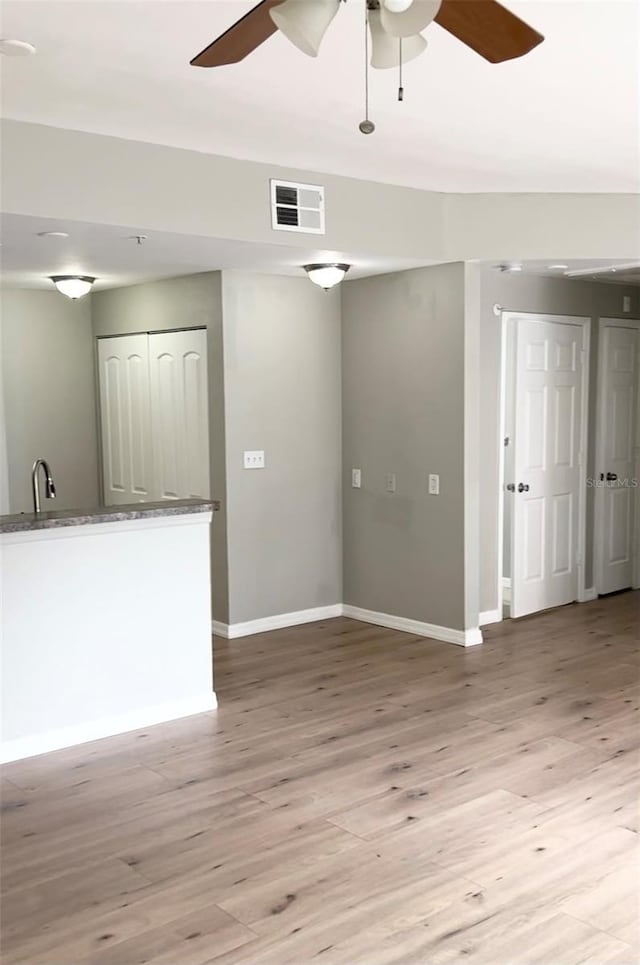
[31,459,57,514]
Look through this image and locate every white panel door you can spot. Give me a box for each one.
[511,319,584,618]
[148,330,210,500]
[98,335,153,505]
[596,325,638,595]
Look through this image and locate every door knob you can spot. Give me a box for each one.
[606,472,618,481]
[506,483,515,492]
[517,482,530,493]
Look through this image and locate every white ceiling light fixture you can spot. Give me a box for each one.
[304,263,350,290]
[380,0,441,37]
[548,263,568,271]
[382,0,414,12]
[270,0,341,57]
[50,275,96,299]
[369,8,427,69]
[0,38,37,56]
[37,230,70,239]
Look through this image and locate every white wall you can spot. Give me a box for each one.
[1,513,214,761]
[222,271,342,625]
[0,290,100,513]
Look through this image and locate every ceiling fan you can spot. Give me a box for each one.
[190,0,544,70]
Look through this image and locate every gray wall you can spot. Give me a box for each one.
[92,272,229,623]
[0,289,99,514]
[342,263,467,631]
[479,272,640,613]
[221,271,342,624]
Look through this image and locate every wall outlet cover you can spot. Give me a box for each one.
[428,473,440,495]
[352,468,362,489]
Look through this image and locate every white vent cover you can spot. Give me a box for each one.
[270,179,325,234]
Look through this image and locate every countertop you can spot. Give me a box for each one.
[0,498,220,534]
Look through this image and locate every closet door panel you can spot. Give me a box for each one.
[149,330,210,500]
[98,335,152,505]
[150,350,182,500]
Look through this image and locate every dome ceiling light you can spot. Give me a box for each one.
[50,275,96,299]
[0,38,37,56]
[304,263,351,290]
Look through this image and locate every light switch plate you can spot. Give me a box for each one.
[623,295,631,313]
[385,473,396,494]
[352,468,362,489]
[428,473,440,495]
[244,450,265,469]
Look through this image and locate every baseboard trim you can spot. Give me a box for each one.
[342,605,482,648]
[0,693,217,764]
[213,604,484,647]
[213,604,343,640]
[578,586,598,603]
[479,608,502,627]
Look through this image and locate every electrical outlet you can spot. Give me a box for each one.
[623,295,631,314]
[352,468,362,489]
[385,473,396,494]
[428,473,440,495]
[244,450,265,469]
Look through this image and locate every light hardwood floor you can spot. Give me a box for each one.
[1,593,639,965]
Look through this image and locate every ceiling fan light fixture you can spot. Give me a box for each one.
[380,0,441,38]
[382,0,415,12]
[304,263,350,290]
[270,0,341,57]
[369,8,427,68]
[50,275,96,299]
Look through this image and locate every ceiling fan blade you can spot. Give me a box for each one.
[434,0,543,63]
[191,0,286,68]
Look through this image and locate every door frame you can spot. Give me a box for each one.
[594,317,640,594]
[497,312,591,618]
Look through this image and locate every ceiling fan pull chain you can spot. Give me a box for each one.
[398,38,404,101]
[359,1,376,134]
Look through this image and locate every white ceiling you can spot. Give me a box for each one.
[0,0,638,194]
[0,213,431,289]
[486,259,640,286]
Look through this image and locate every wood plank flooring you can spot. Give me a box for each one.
[1,592,639,965]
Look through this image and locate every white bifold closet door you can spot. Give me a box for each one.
[98,330,209,505]
[148,330,210,501]
[98,334,154,505]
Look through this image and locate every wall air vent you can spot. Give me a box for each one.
[270,179,325,235]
